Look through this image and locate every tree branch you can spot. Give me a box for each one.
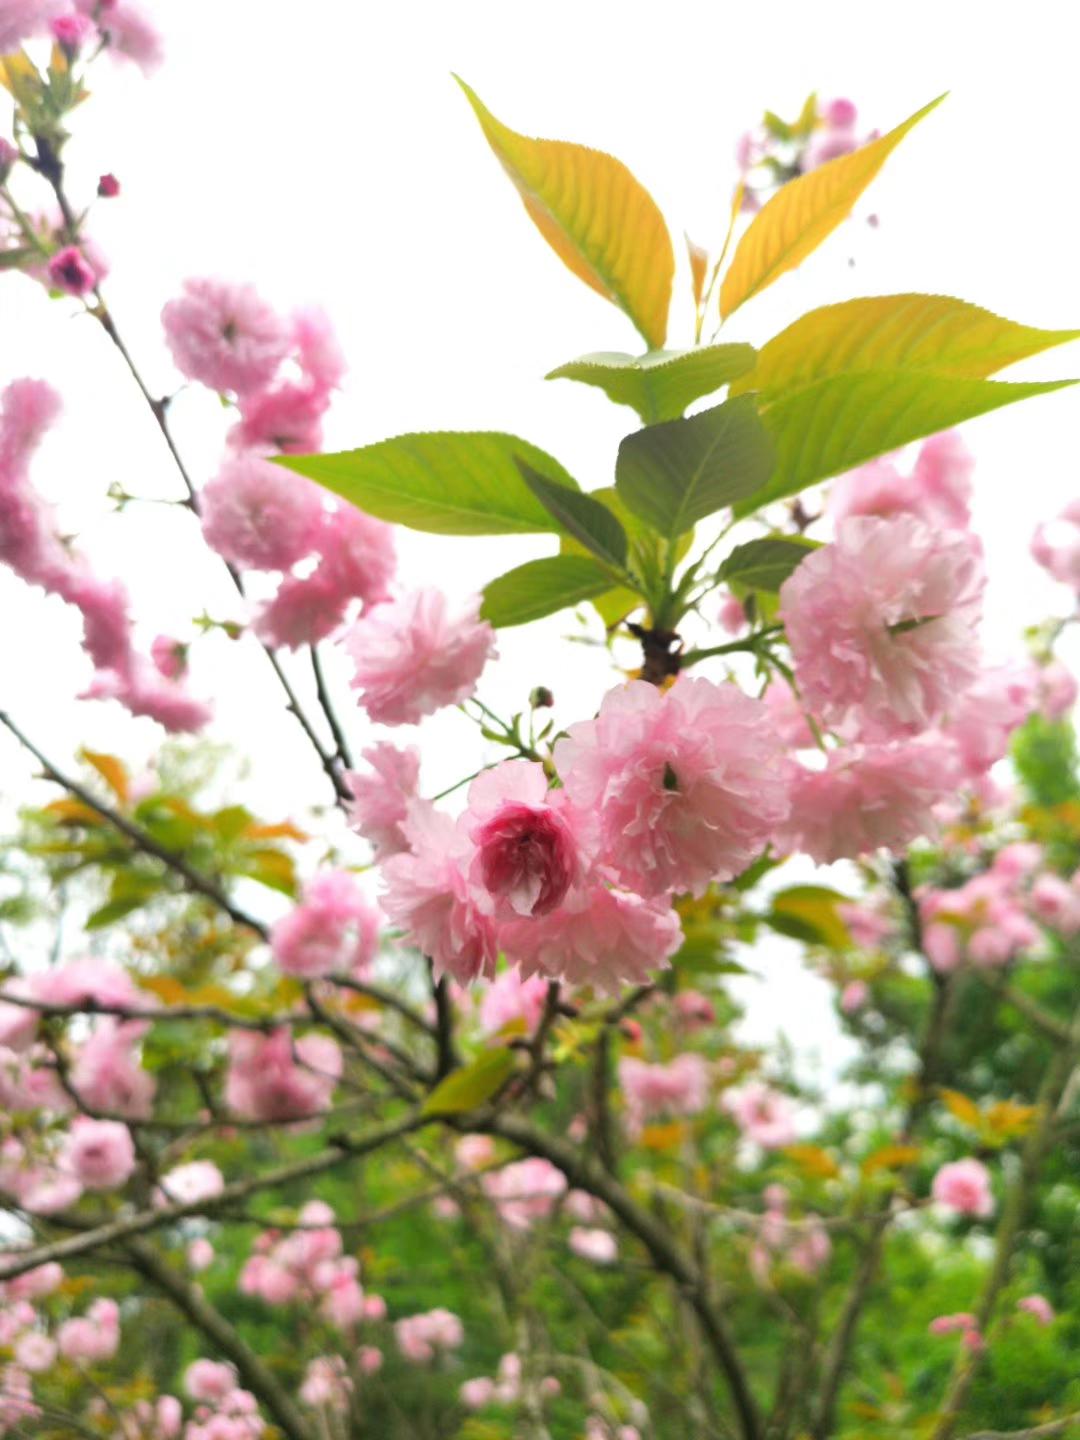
[121,1236,311,1440]
[959,1417,1080,1440]
[0,710,268,936]
[0,1110,432,1282]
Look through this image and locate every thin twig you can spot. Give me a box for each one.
[0,710,267,935]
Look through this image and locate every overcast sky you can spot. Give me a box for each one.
[3,0,1079,1074]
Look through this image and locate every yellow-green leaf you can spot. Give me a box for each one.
[730,294,1080,399]
[80,749,130,807]
[456,77,675,349]
[422,1047,516,1116]
[770,885,853,951]
[719,95,946,318]
[547,344,756,424]
[739,370,1075,513]
[782,1144,840,1180]
[940,1088,981,1130]
[861,1143,921,1176]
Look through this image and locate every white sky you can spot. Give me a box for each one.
[3,0,1080,1072]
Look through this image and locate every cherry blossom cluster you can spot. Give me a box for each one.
[460,1351,561,1412]
[0,0,162,73]
[0,380,211,729]
[239,1200,383,1332]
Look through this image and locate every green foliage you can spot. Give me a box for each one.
[718,535,816,592]
[422,1048,517,1115]
[516,461,630,571]
[480,554,618,628]
[278,432,579,536]
[614,396,776,540]
[1013,713,1080,807]
[739,369,1075,513]
[547,344,757,424]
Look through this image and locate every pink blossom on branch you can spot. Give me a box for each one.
[931,1157,994,1217]
[554,677,789,897]
[500,882,682,994]
[343,588,496,725]
[60,1117,135,1190]
[0,0,66,53]
[722,1081,799,1149]
[162,278,291,397]
[344,742,421,857]
[200,453,325,571]
[776,738,958,864]
[465,760,583,920]
[380,805,497,984]
[780,514,984,740]
[226,1028,342,1122]
[271,868,381,979]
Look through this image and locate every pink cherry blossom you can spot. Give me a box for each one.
[673,990,716,1029]
[156,1160,225,1207]
[0,0,66,52]
[253,569,350,650]
[619,1053,708,1134]
[61,1117,135,1190]
[162,279,291,396]
[395,1308,464,1364]
[71,0,163,70]
[69,1019,156,1119]
[500,882,682,994]
[1035,658,1078,720]
[569,1227,618,1264]
[1017,1294,1054,1325]
[929,1312,979,1336]
[455,1134,496,1170]
[56,1299,120,1364]
[781,515,984,739]
[482,1156,566,1230]
[1029,873,1080,933]
[271,869,380,979]
[1031,504,1080,589]
[466,761,583,919]
[13,1333,56,1373]
[46,245,97,296]
[828,434,973,531]
[225,1028,341,1122]
[555,677,789,897]
[343,588,496,725]
[461,1377,496,1409]
[200,453,324,571]
[151,633,186,679]
[478,967,550,1035]
[776,738,957,864]
[310,504,396,608]
[920,876,1039,972]
[187,1238,215,1272]
[344,742,421,857]
[723,1082,799,1149]
[840,980,870,1013]
[380,805,497,984]
[931,1158,994,1217]
[937,662,1036,778]
[185,1359,238,1403]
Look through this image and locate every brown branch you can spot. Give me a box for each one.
[975,970,1074,1046]
[810,969,958,1438]
[930,1006,1080,1440]
[475,1111,763,1440]
[959,1417,1080,1440]
[0,1109,432,1282]
[0,710,268,936]
[121,1236,310,1440]
[311,645,353,771]
[31,146,349,807]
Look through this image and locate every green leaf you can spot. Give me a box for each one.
[547,344,757,424]
[720,95,946,318]
[517,461,628,569]
[730,293,1080,399]
[277,432,578,536]
[456,77,674,349]
[615,395,776,539]
[422,1047,516,1116]
[741,370,1075,512]
[558,486,687,628]
[480,554,617,628]
[86,896,149,930]
[718,536,816,592]
[770,885,853,951]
